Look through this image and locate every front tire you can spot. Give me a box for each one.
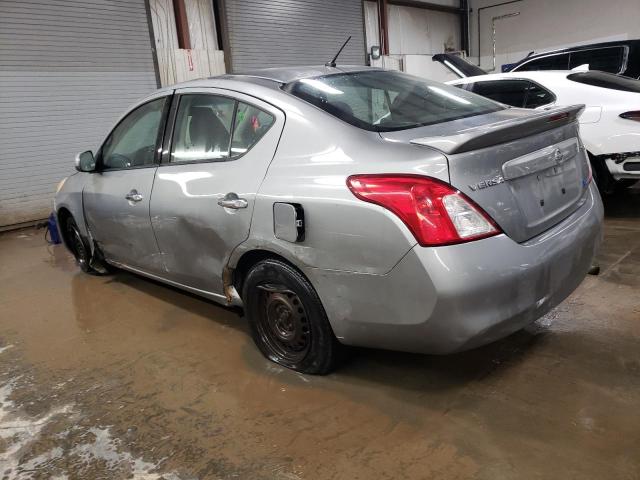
[242,259,343,374]
[66,217,92,273]
[65,217,111,275]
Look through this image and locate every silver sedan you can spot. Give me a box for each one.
[55,66,603,374]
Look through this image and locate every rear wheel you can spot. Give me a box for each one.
[242,258,343,374]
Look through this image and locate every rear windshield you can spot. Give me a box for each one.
[567,71,640,93]
[283,70,503,132]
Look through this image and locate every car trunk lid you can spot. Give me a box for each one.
[432,53,487,78]
[381,105,592,242]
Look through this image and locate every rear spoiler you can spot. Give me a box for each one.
[410,105,585,155]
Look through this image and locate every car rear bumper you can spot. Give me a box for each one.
[605,156,640,180]
[310,183,603,354]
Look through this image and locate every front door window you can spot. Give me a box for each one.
[101,98,167,170]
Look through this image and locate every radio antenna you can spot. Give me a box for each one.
[326,36,352,67]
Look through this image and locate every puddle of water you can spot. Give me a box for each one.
[0,378,73,478]
[0,348,181,479]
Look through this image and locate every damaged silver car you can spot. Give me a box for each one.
[55,66,603,374]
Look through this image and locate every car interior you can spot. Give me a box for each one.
[171,95,274,162]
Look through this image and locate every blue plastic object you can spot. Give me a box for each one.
[47,213,62,245]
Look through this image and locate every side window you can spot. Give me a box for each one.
[471,80,529,107]
[171,94,235,163]
[569,47,625,74]
[101,97,167,170]
[230,102,275,157]
[523,81,555,108]
[516,53,569,71]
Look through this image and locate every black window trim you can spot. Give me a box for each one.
[513,45,629,75]
[522,78,557,108]
[512,52,570,72]
[160,92,275,167]
[569,45,629,74]
[94,94,173,173]
[460,78,556,109]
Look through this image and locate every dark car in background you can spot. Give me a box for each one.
[506,40,640,78]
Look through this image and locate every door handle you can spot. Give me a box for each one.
[125,190,143,202]
[218,193,248,209]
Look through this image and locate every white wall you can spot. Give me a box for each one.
[363,2,462,81]
[364,1,379,55]
[388,5,460,55]
[469,0,640,72]
[185,0,219,51]
[149,0,225,86]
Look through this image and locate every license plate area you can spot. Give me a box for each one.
[503,138,583,229]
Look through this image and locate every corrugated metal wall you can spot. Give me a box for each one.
[0,0,159,227]
[225,0,366,72]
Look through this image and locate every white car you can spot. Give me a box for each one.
[440,64,640,194]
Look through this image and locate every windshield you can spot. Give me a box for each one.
[284,70,503,132]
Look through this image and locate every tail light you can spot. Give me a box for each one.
[619,111,640,121]
[347,174,500,247]
[585,158,593,185]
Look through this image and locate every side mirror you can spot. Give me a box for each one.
[75,150,96,172]
[370,45,381,60]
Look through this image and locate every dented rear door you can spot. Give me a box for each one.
[149,87,285,295]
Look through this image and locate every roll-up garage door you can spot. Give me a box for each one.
[0,0,159,228]
[224,0,366,72]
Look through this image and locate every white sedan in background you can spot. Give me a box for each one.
[445,68,640,194]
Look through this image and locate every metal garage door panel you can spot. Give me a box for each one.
[224,0,366,72]
[0,0,159,227]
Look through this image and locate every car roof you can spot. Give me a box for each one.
[511,40,640,67]
[532,39,639,56]
[145,65,383,113]
[230,64,380,83]
[159,65,380,93]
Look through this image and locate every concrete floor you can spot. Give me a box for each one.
[1,190,639,480]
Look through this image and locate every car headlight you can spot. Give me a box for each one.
[56,177,68,194]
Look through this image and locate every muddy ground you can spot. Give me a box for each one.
[0,189,639,479]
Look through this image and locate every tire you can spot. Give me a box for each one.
[242,258,344,374]
[618,179,638,189]
[65,217,93,274]
[65,217,112,275]
[590,154,619,196]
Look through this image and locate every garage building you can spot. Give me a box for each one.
[0,0,366,229]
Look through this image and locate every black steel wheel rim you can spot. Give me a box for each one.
[256,286,311,363]
[68,224,87,268]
